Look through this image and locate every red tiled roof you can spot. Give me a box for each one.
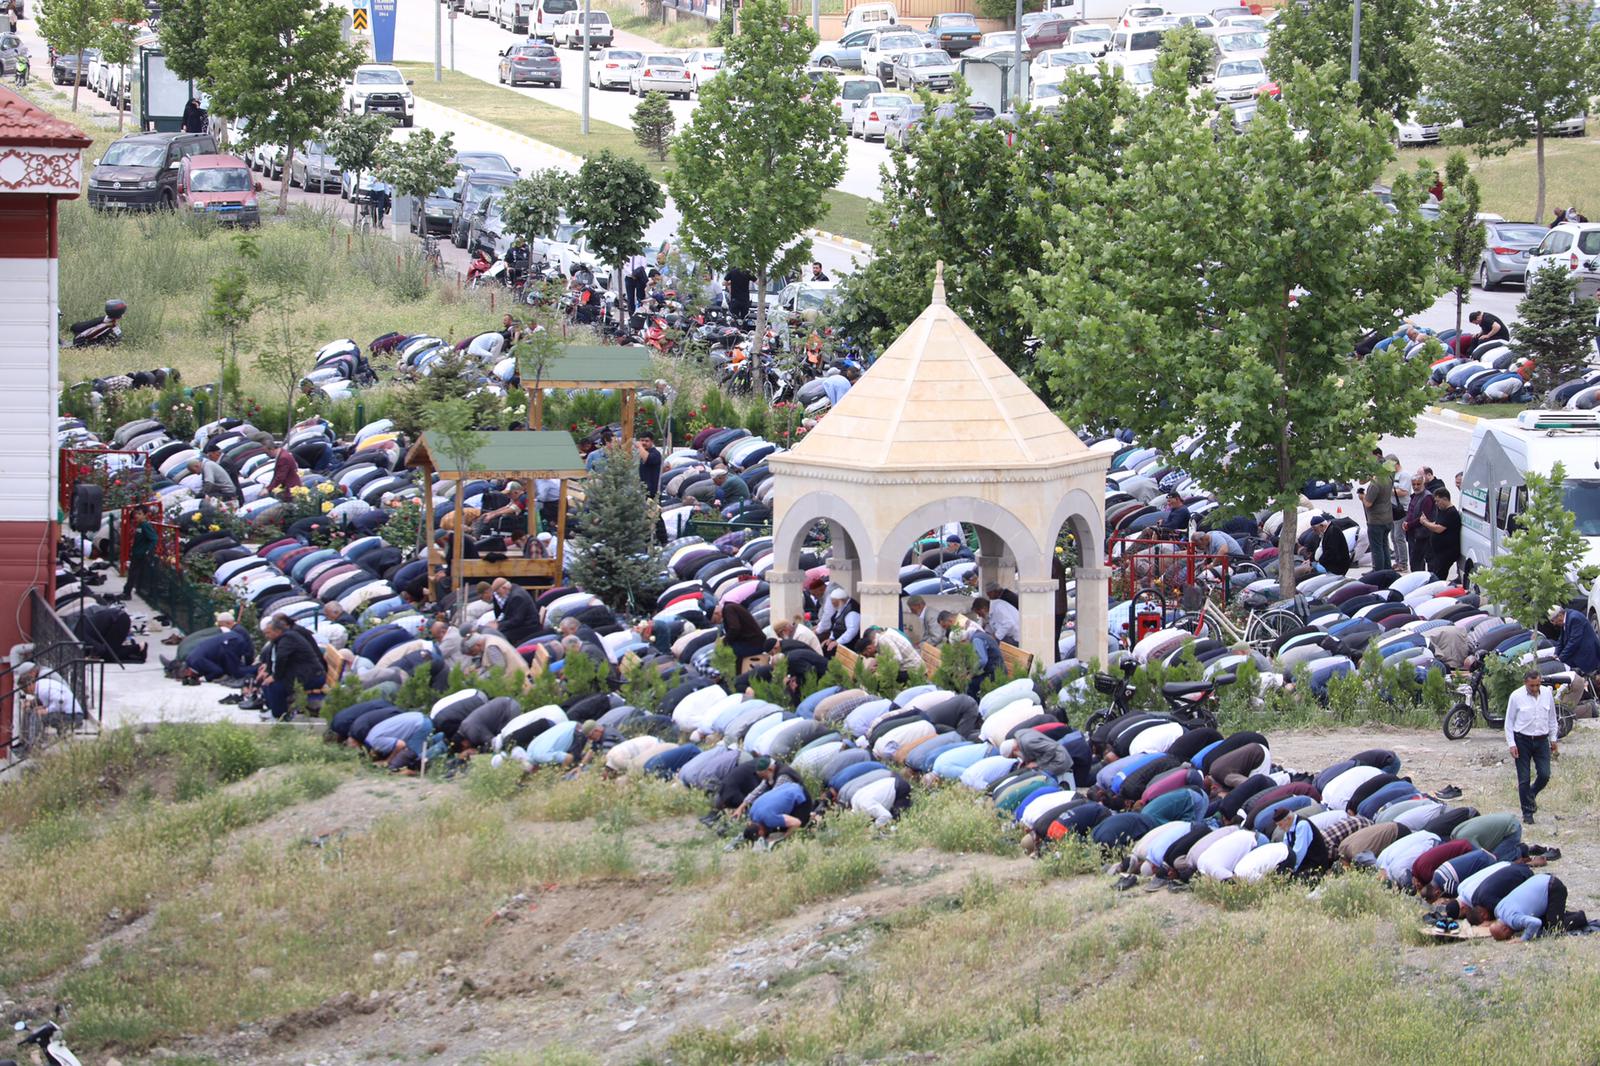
[0,87,92,148]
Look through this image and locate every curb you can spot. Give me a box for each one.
[412,98,587,170]
[808,229,874,254]
[1424,405,1482,426]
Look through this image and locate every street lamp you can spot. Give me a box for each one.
[1350,0,1360,83]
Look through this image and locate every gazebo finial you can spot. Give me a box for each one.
[931,260,946,306]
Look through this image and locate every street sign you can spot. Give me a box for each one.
[372,0,397,62]
[352,7,368,29]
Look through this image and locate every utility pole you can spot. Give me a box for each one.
[1349,0,1360,83]
[812,0,819,35]
[1012,0,1023,106]
[581,0,591,134]
[435,0,443,81]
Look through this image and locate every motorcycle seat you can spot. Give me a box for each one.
[1161,681,1214,699]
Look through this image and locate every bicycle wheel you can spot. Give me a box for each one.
[1245,608,1302,654]
[1442,703,1475,740]
[1176,611,1225,642]
[1558,706,1575,739]
[1082,709,1113,736]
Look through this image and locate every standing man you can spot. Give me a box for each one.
[1359,453,1396,571]
[725,266,752,320]
[1401,471,1434,572]
[1419,488,1461,581]
[534,478,561,535]
[1391,468,1411,572]
[635,433,663,497]
[1506,669,1559,825]
[624,250,649,316]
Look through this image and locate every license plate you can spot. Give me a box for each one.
[103,200,128,207]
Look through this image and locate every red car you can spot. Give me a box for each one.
[178,153,262,227]
[1019,14,1074,53]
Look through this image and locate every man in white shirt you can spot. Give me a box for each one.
[1505,669,1559,824]
[862,626,920,678]
[978,591,1022,646]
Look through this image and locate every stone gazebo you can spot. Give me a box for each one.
[767,267,1112,665]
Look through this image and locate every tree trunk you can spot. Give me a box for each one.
[278,144,295,216]
[1534,130,1547,226]
[615,257,625,327]
[1455,285,1463,335]
[72,52,82,111]
[1277,501,1299,599]
[117,64,126,131]
[753,263,769,401]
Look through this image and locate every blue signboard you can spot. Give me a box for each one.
[372,0,397,63]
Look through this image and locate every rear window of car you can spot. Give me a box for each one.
[841,79,877,100]
[1074,26,1111,40]
[906,52,945,66]
[938,14,978,26]
[647,55,684,65]
[1580,231,1600,255]
[1494,225,1545,244]
[514,45,556,56]
[1217,59,1263,77]
[1127,30,1164,49]
[608,50,642,61]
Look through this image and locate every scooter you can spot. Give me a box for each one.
[67,299,127,348]
[6,1018,83,1066]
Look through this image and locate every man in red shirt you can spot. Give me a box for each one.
[265,445,301,497]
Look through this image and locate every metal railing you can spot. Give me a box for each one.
[0,591,106,770]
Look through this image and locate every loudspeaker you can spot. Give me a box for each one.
[70,482,104,535]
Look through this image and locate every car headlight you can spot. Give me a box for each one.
[140,179,158,189]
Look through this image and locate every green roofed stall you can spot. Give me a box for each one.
[523,346,655,445]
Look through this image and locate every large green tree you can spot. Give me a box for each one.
[570,150,663,315]
[668,0,846,378]
[36,0,105,111]
[203,0,362,215]
[323,112,392,217]
[1437,151,1485,334]
[838,70,1129,385]
[1414,0,1600,223]
[373,127,457,206]
[1266,0,1424,121]
[158,0,214,82]
[1475,463,1600,649]
[1023,64,1442,595]
[497,168,572,249]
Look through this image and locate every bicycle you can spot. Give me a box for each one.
[1173,569,1309,655]
[355,198,387,232]
[419,234,443,273]
[1441,661,1577,741]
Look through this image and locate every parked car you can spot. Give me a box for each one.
[533,220,610,283]
[467,194,512,259]
[177,154,261,227]
[340,169,389,201]
[1208,56,1269,101]
[1020,15,1073,52]
[810,26,879,70]
[1030,80,1069,111]
[1067,24,1111,54]
[927,12,982,54]
[51,47,96,85]
[410,186,456,236]
[1031,47,1098,84]
[892,49,956,91]
[344,64,415,127]
[980,31,1018,50]
[1109,23,1170,63]
[1211,29,1267,63]
[843,1,898,33]
[630,54,691,97]
[252,142,285,179]
[289,140,341,193]
[850,91,914,140]
[452,150,519,195]
[1171,12,1219,31]
[836,75,883,129]
[865,30,930,84]
[105,64,130,110]
[589,47,641,89]
[552,10,613,48]
[498,42,562,86]
[1108,54,1156,95]
[683,48,724,90]
[464,0,491,14]
[88,130,217,211]
[887,100,995,146]
[84,49,108,94]
[1117,4,1167,28]
[1477,221,1549,290]
[767,279,840,316]
[450,170,517,248]
[1529,222,1600,278]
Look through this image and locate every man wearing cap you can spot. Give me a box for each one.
[821,587,861,655]
[1359,453,1396,570]
[191,444,238,505]
[1505,667,1560,824]
[562,720,612,768]
[708,468,750,509]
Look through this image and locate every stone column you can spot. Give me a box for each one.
[1017,578,1060,667]
[857,581,903,639]
[975,554,1006,594]
[767,569,807,628]
[829,556,858,598]
[1073,566,1112,668]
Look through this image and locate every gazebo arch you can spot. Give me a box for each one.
[771,488,875,599]
[767,265,1114,665]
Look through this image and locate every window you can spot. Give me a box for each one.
[355,69,404,84]
[1538,232,1574,255]
[1579,230,1600,255]
[190,167,252,193]
[1563,480,1600,536]
[541,0,577,11]
[1128,30,1164,49]
[103,142,166,168]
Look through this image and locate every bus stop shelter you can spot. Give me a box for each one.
[523,347,654,446]
[404,430,586,588]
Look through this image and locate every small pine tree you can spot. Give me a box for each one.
[205,231,258,418]
[567,443,666,615]
[1475,462,1600,646]
[562,648,606,699]
[1517,266,1597,397]
[393,668,436,711]
[633,90,677,162]
[523,668,564,711]
[621,658,669,711]
[710,640,739,685]
[933,639,978,695]
[749,654,790,706]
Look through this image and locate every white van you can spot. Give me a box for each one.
[844,2,898,31]
[1460,410,1600,616]
[530,0,579,39]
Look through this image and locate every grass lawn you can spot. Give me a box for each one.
[1437,400,1528,420]
[591,0,717,48]
[397,63,879,243]
[1396,129,1600,222]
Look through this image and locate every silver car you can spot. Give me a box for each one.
[892,50,956,91]
[1478,221,1549,290]
[850,92,914,141]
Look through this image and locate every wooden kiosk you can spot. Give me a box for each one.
[523,347,655,445]
[404,430,587,588]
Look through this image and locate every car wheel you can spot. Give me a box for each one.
[402,116,413,128]
[1478,262,1495,291]
[819,56,837,68]
[554,80,562,89]
[453,227,467,249]
[498,67,504,82]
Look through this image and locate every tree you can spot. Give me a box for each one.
[1516,265,1596,397]
[497,168,572,249]
[836,71,1129,384]
[570,150,663,318]
[204,230,258,418]
[668,0,846,388]
[157,0,213,82]
[1475,463,1600,649]
[1436,151,1485,335]
[97,0,147,131]
[1160,25,1212,89]
[1415,0,1600,223]
[203,0,363,215]
[422,396,487,619]
[1266,0,1424,121]
[373,127,458,216]
[1023,65,1442,596]
[253,283,310,436]
[323,112,392,221]
[632,90,675,161]
[36,0,105,111]
[567,443,664,614]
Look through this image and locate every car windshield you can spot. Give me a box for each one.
[841,79,878,99]
[464,181,506,207]
[1564,481,1600,536]
[101,142,167,168]
[1124,62,1155,84]
[1049,50,1095,65]
[1225,16,1265,29]
[355,69,404,84]
[1216,59,1263,78]
[1033,82,1065,98]
[553,222,583,243]
[906,52,946,66]
[1493,225,1546,244]
[608,50,642,61]
[880,35,921,48]
[1216,31,1266,50]
[647,55,683,66]
[872,94,911,107]
[458,153,514,171]
[1073,27,1110,41]
[939,14,978,27]
[795,288,836,311]
[190,167,252,192]
[303,141,329,155]
[984,33,1018,46]
[1126,30,1164,49]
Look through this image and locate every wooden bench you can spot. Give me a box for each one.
[919,642,943,676]
[429,548,561,584]
[833,645,860,674]
[999,642,1034,677]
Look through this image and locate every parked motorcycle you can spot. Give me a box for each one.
[67,299,127,348]
[7,1017,83,1066]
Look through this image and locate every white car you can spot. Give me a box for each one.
[836,75,883,129]
[1030,47,1098,84]
[533,221,612,285]
[1395,112,1459,146]
[253,142,285,179]
[1030,80,1069,111]
[1529,222,1600,277]
[1209,56,1269,102]
[590,48,642,89]
[630,54,692,97]
[87,52,109,97]
[1067,24,1112,54]
[1109,55,1155,96]
[1212,29,1268,63]
[682,48,724,91]
[105,63,129,110]
[345,64,415,127]
[552,10,613,48]
[1217,14,1267,31]
[766,279,839,316]
[850,91,913,140]
[464,0,491,15]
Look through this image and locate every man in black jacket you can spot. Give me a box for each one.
[259,614,326,720]
[490,577,539,646]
